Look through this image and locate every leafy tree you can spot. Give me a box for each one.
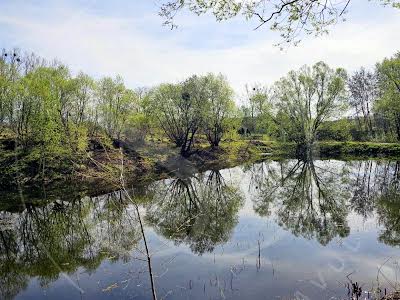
[22,66,74,173]
[69,72,95,125]
[375,52,400,141]
[150,77,205,156]
[0,49,25,137]
[272,61,347,151]
[316,119,351,141]
[202,73,235,147]
[243,84,274,134]
[97,76,137,140]
[179,75,209,153]
[150,83,186,147]
[348,68,378,136]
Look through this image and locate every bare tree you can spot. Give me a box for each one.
[348,68,378,136]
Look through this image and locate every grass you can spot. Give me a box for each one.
[316,141,400,159]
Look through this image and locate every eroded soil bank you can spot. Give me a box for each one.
[2,137,400,205]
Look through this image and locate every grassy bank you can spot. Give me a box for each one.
[316,141,400,159]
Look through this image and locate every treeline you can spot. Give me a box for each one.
[0,49,400,176]
[240,52,400,145]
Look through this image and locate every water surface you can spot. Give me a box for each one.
[1,159,400,299]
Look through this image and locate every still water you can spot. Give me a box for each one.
[1,159,400,300]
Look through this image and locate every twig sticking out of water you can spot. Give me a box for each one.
[256,239,261,271]
[346,272,362,300]
[119,150,157,300]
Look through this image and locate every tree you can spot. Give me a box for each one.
[159,0,400,46]
[202,73,235,147]
[66,72,95,149]
[316,119,350,141]
[22,66,74,175]
[244,84,272,134]
[97,76,137,140]
[272,61,347,152]
[348,68,377,136]
[69,72,95,126]
[0,49,23,134]
[150,83,185,146]
[124,96,151,144]
[375,52,400,141]
[150,76,206,156]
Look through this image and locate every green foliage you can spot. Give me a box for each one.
[272,61,348,145]
[0,50,150,183]
[240,84,275,135]
[202,73,236,147]
[1,48,400,187]
[317,119,351,141]
[348,68,377,136]
[317,141,400,158]
[148,73,237,154]
[97,76,138,140]
[375,52,400,140]
[160,0,400,46]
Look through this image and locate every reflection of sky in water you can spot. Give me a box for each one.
[3,159,400,299]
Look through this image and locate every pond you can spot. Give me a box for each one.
[1,159,400,300]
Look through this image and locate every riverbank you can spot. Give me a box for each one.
[2,136,400,196]
[0,137,274,193]
[317,141,400,158]
[71,138,284,190]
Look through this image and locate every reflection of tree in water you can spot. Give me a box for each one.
[345,160,400,246]
[377,190,400,246]
[0,228,28,300]
[0,193,141,299]
[373,161,400,246]
[146,170,244,255]
[251,159,351,245]
[349,161,378,219]
[348,161,400,219]
[251,159,400,247]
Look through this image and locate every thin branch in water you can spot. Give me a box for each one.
[119,149,157,300]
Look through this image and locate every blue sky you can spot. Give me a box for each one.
[1,0,400,99]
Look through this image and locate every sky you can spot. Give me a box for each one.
[0,0,400,101]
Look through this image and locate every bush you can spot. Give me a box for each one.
[317,120,351,142]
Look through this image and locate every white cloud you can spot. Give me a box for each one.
[0,1,399,102]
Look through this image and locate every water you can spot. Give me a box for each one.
[1,159,400,300]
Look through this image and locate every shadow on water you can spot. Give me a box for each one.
[1,158,400,299]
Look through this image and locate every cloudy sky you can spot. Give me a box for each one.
[1,0,399,99]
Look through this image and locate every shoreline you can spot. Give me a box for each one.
[2,139,400,201]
